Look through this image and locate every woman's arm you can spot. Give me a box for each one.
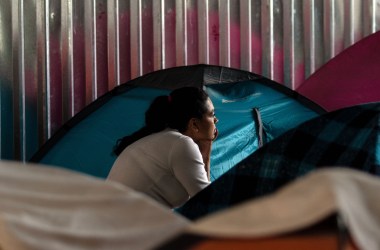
[170,137,210,197]
[196,140,212,181]
[195,128,218,180]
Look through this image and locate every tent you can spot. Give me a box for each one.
[177,102,380,220]
[30,65,324,180]
[297,31,380,112]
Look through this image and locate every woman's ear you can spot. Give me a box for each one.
[188,118,199,133]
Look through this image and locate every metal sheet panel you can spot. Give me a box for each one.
[176,0,199,65]
[240,0,262,74]
[262,0,284,83]
[13,0,39,160]
[84,0,109,102]
[303,0,325,78]
[61,0,86,120]
[0,0,14,159]
[153,0,176,69]
[198,0,219,65]
[219,0,241,68]
[283,0,304,89]
[130,0,154,78]
[1,0,379,160]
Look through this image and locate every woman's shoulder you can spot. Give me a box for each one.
[164,129,190,139]
[155,129,195,145]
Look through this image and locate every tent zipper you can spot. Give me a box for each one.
[253,108,266,148]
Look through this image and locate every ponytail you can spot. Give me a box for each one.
[113,95,170,156]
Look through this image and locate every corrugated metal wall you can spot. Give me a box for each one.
[0,0,379,161]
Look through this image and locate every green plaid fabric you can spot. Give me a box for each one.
[177,102,380,220]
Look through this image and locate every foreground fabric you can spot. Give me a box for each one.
[0,161,188,250]
[163,168,380,250]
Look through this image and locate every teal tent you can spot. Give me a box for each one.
[30,65,324,180]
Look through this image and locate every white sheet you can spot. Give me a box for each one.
[0,161,188,250]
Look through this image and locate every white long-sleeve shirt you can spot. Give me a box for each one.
[107,129,210,208]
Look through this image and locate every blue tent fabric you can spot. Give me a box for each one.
[30,65,324,181]
[34,87,169,178]
[177,102,380,220]
[206,81,323,180]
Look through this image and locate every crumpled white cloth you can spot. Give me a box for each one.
[187,167,380,250]
[0,161,188,250]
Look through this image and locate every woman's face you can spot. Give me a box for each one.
[195,98,218,141]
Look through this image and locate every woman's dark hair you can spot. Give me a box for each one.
[113,86,209,156]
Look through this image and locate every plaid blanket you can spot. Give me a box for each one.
[177,102,380,220]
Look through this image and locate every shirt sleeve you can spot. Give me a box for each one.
[169,137,210,197]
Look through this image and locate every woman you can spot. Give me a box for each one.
[107,87,218,208]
